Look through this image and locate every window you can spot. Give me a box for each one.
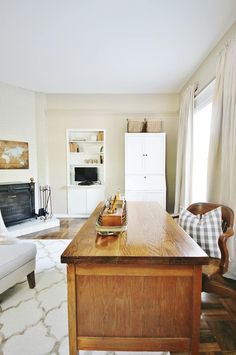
[191,80,215,202]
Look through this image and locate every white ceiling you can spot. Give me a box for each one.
[0,0,236,94]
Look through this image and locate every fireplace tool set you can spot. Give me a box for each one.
[38,185,53,220]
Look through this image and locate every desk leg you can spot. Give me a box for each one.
[191,265,202,355]
[67,264,77,355]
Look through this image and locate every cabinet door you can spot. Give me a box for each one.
[125,175,165,191]
[144,135,165,174]
[87,188,104,214]
[68,188,87,214]
[125,191,143,201]
[125,135,144,174]
[125,190,166,208]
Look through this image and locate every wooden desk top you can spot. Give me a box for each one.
[61,202,209,265]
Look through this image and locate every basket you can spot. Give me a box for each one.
[146,120,163,133]
[127,119,146,133]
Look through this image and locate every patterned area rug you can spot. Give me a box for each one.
[0,240,169,355]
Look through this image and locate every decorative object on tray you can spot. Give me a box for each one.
[126,118,163,133]
[95,193,127,236]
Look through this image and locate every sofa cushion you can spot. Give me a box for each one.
[0,243,37,279]
[179,207,222,258]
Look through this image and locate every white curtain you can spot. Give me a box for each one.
[207,36,236,279]
[174,84,195,213]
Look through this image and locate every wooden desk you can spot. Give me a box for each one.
[61,202,208,355]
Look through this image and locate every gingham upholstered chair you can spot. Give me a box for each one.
[174,203,236,298]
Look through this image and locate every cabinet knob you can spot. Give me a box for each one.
[144,176,147,179]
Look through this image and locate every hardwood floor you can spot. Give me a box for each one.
[19,217,86,240]
[199,293,236,355]
[175,292,236,355]
[20,218,236,355]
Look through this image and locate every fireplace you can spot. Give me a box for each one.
[0,182,35,226]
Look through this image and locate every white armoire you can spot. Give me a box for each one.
[125,133,166,209]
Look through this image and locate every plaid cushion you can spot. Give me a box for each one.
[179,207,222,258]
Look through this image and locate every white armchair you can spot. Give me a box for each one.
[0,211,37,294]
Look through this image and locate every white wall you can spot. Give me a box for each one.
[35,93,49,186]
[0,82,37,185]
[45,94,179,214]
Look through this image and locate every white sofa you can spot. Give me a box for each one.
[0,211,37,294]
[0,243,37,294]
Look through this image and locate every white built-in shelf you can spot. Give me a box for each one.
[67,129,105,217]
[70,164,104,167]
[70,152,104,155]
[67,184,104,188]
[70,140,104,143]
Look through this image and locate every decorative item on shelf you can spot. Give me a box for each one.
[99,145,104,164]
[91,135,97,141]
[69,142,78,152]
[84,159,99,164]
[97,131,104,141]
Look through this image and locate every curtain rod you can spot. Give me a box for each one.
[194,78,215,98]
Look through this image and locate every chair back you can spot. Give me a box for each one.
[185,203,236,297]
[187,202,234,233]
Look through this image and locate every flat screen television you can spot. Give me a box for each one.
[74,167,98,184]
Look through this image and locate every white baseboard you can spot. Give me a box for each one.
[54,213,88,219]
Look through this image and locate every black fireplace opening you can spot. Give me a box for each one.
[0,182,36,226]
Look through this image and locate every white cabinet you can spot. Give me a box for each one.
[68,188,87,215]
[68,186,104,217]
[125,191,165,206]
[67,129,105,217]
[125,175,165,190]
[125,133,166,209]
[87,188,104,214]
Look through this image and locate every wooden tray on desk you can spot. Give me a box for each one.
[95,200,127,236]
[100,198,126,226]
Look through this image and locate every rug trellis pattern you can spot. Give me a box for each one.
[0,240,169,355]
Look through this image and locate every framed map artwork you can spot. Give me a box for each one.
[0,140,29,169]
